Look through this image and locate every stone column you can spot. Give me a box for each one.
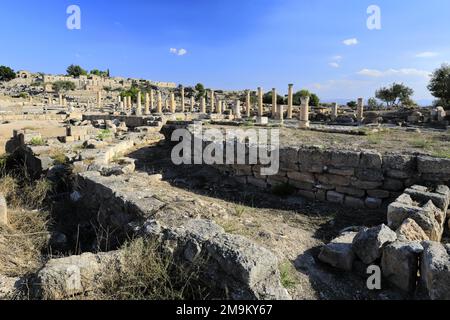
[331,102,338,121]
[136,91,142,115]
[120,101,124,112]
[128,96,132,112]
[246,90,251,118]
[272,88,277,117]
[157,92,163,113]
[210,90,215,113]
[217,100,223,114]
[287,84,294,119]
[181,86,185,113]
[97,91,102,109]
[59,94,63,106]
[165,99,169,112]
[278,105,284,124]
[170,92,176,113]
[190,96,195,112]
[234,100,241,119]
[299,96,310,129]
[257,87,263,117]
[357,98,364,123]
[150,89,155,113]
[200,96,206,113]
[145,92,150,115]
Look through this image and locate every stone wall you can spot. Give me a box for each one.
[163,123,450,209]
[219,147,450,209]
[0,114,67,121]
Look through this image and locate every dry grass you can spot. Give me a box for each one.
[0,175,52,210]
[0,209,49,277]
[0,168,52,278]
[49,149,67,166]
[91,238,207,300]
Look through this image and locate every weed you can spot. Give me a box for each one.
[29,137,46,146]
[279,261,297,289]
[97,129,113,141]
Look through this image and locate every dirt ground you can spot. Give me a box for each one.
[205,124,450,158]
[127,143,407,300]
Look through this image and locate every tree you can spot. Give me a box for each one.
[0,66,16,82]
[375,83,414,108]
[120,86,140,102]
[293,90,310,105]
[263,92,284,104]
[90,69,110,77]
[367,97,379,110]
[195,83,206,99]
[347,101,357,109]
[309,93,320,107]
[53,80,76,93]
[428,64,450,110]
[66,64,87,77]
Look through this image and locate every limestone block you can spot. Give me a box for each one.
[287,171,315,183]
[351,180,383,190]
[381,241,423,293]
[383,154,416,172]
[345,196,365,209]
[420,241,450,300]
[352,224,397,264]
[396,218,429,242]
[367,189,390,199]
[404,187,449,212]
[336,186,365,198]
[317,174,351,187]
[360,150,382,169]
[330,150,360,168]
[319,232,357,271]
[417,156,450,175]
[298,147,330,173]
[365,197,382,209]
[383,178,404,192]
[327,191,344,204]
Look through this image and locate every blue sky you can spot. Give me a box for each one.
[1,0,450,100]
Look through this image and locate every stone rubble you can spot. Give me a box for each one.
[319,184,450,299]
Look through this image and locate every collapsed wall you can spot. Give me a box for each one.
[69,171,291,300]
[319,184,450,299]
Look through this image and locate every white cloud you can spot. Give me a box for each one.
[357,68,430,78]
[170,48,188,56]
[343,38,358,46]
[329,62,340,68]
[332,55,342,61]
[415,51,439,58]
[177,48,187,56]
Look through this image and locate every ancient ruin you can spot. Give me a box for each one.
[0,69,448,302]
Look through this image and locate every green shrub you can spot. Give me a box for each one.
[29,137,46,146]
